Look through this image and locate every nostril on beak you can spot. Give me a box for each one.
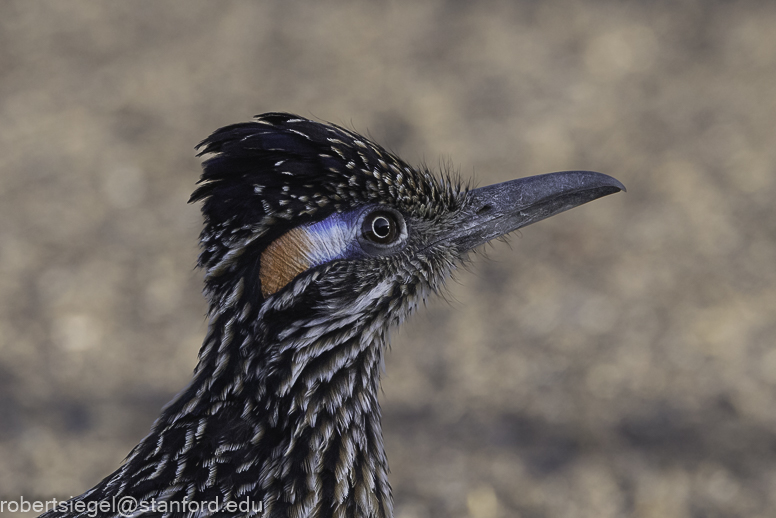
[476,204,492,215]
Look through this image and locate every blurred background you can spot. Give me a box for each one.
[1,1,775,517]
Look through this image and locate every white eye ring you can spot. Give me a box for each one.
[372,216,391,238]
[357,206,408,254]
[364,212,399,244]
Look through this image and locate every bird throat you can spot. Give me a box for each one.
[118,297,396,518]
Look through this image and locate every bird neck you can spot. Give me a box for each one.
[115,277,394,517]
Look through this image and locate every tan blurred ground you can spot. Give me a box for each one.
[1,1,775,517]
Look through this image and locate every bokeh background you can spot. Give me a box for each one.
[1,1,775,517]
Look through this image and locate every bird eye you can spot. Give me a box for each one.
[362,210,400,244]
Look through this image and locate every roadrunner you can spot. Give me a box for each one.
[43,113,624,518]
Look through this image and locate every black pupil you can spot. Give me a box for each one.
[372,217,391,238]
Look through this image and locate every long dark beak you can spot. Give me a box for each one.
[449,171,625,252]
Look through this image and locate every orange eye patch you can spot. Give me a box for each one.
[260,227,314,297]
[259,213,357,297]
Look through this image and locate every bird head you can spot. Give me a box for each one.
[190,113,623,343]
